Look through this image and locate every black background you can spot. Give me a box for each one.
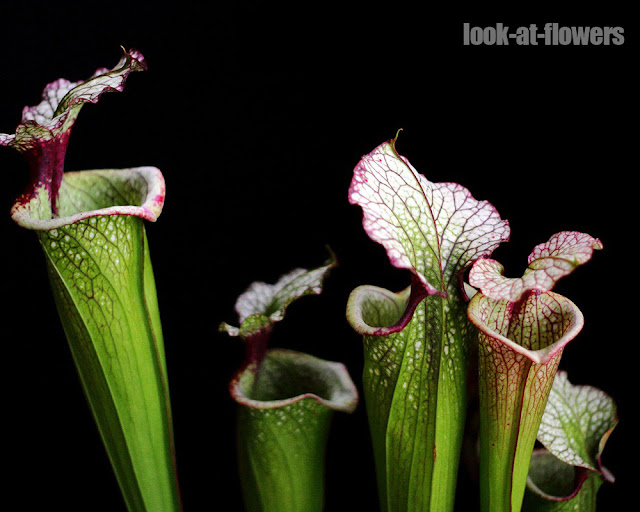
[0,2,634,511]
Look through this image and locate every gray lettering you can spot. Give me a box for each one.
[470,26,483,45]
[559,27,571,45]
[484,27,496,45]
[529,24,539,45]
[462,22,624,47]
[496,23,509,45]
[611,27,625,45]
[590,26,603,45]
[571,26,590,45]
[515,27,529,45]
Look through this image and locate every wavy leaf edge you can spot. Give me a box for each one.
[11,167,165,230]
[2,48,149,224]
[467,291,585,365]
[470,231,603,303]
[535,371,619,481]
[348,136,510,299]
[220,251,337,338]
[230,348,358,413]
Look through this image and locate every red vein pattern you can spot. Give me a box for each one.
[469,287,585,512]
[349,139,510,296]
[470,231,602,302]
[347,138,510,511]
[1,49,146,218]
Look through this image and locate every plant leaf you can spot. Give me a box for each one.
[468,290,584,512]
[3,51,181,511]
[349,138,510,297]
[40,206,180,512]
[220,252,336,337]
[467,232,601,512]
[470,231,602,302]
[537,371,618,475]
[222,258,356,512]
[220,253,336,367]
[347,137,509,511]
[1,48,146,150]
[1,48,146,218]
[522,373,617,511]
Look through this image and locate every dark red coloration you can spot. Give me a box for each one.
[243,324,273,372]
[529,449,591,502]
[364,274,434,337]
[15,132,70,216]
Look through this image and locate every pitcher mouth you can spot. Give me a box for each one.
[230,348,358,413]
[467,290,584,365]
[11,167,165,230]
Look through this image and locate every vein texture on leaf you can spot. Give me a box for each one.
[1,48,149,223]
[41,216,181,510]
[470,232,602,302]
[0,48,146,150]
[537,371,617,474]
[468,290,584,365]
[349,139,510,294]
[222,254,336,336]
[347,138,511,511]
